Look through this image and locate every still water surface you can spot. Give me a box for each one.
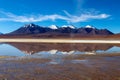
[0,43,120,80]
[0,43,120,57]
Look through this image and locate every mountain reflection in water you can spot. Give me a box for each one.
[5,43,120,55]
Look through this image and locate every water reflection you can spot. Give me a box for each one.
[0,43,26,56]
[0,43,119,80]
[0,43,120,56]
[9,43,114,53]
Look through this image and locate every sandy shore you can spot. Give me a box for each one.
[0,38,120,43]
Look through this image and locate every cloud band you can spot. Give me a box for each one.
[0,10,110,23]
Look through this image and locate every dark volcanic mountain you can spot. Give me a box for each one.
[77,27,113,35]
[10,23,52,34]
[8,23,114,36]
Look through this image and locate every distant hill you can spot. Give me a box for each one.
[116,33,120,35]
[8,23,114,36]
[0,32,3,35]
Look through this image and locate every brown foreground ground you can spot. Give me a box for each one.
[0,54,120,80]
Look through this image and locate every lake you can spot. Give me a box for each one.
[0,43,120,57]
[0,43,120,80]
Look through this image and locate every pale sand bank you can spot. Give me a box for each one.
[0,38,120,44]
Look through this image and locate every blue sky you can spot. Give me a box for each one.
[0,0,120,33]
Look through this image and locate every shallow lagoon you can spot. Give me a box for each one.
[0,43,120,80]
[0,43,120,57]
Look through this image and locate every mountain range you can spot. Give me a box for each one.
[8,23,114,36]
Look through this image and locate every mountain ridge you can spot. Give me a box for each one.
[8,23,114,36]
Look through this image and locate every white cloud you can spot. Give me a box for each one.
[0,10,110,23]
[66,13,110,23]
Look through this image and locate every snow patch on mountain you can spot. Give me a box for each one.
[61,25,75,29]
[68,25,76,29]
[24,23,36,28]
[49,25,58,29]
[85,25,95,29]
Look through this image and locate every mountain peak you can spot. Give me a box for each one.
[49,25,58,29]
[85,25,95,29]
[61,25,75,29]
[24,23,37,28]
[68,25,76,29]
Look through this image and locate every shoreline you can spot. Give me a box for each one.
[0,38,120,44]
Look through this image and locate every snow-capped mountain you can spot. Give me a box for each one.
[68,25,76,29]
[85,25,95,29]
[10,23,48,34]
[61,25,76,29]
[49,25,58,29]
[23,23,39,28]
[8,23,114,35]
